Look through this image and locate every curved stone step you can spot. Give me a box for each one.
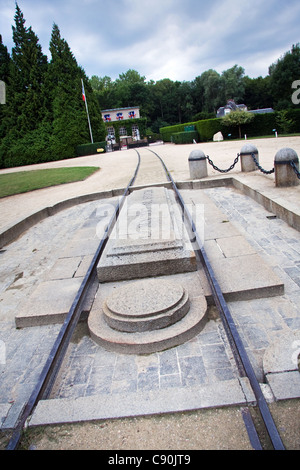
[103,279,190,332]
[88,295,208,355]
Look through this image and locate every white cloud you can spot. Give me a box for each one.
[1,0,300,81]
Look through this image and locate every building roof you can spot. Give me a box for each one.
[101,106,140,113]
[248,108,274,114]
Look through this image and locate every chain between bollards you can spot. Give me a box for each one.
[206,153,240,173]
[250,152,275,175]
[289,160,300,179]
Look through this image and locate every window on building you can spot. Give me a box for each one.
[107,127,115,138]
[119,126,127,136]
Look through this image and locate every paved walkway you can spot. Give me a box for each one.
[0,138,300,449]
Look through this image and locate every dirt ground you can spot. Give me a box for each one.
[1,399,299,450]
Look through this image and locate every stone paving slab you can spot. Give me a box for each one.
[29,377,255,427]
[15,278,83,328]
[266,371,300,401]
[263,329,300,374]
[182,189,284,301]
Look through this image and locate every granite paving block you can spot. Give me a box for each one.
[201,344,232,369]
[266,371,300,400]
[47,257,82,280]
[29,378,254,427]
[179,355,207,386]
[160,373,182,389]
[85,366,114,396]
[216,235,256,258]
[207,254,284,301]
[60,236,100,258]
[15,278,83,328]
[159,349,179,375]
[263,329,300,374]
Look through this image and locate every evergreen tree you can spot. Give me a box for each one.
[47,23,105,159]
[0,4,50,167]
[0,34,10,83]
[10,3,48,134]
[0,35,11,167]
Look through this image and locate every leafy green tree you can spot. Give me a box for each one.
[269,44,300,109]
[176,81,195,123]
[90,75,117,110]
[192,70,223,114]
[243,75,273,110]
[222,109,254,139]
[275,110,295,134]
[221,65,245,103]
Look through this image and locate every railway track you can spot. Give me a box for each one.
[6,147,285,450]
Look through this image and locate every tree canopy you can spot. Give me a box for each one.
[0,4,105,168]
[0,3,299,168]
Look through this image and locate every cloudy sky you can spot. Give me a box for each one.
[1,0,300,82]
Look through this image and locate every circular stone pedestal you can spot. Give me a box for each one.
[88,278,208,354]
[103,279,190,332]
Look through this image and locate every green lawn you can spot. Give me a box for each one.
[0,166,100,198]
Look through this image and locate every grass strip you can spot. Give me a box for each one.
[0,166,100,198]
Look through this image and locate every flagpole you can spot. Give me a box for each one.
[81,79,94,144]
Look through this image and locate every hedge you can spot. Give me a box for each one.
[172,131,199,144]
[76,141,106,156]
[195,119,223,141]
[160,122,198,142]
[160,109,300,143]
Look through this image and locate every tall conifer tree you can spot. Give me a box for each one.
[0,35,11,167]
[10,3,48,134]
[47,24,105,159]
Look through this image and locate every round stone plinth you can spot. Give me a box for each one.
[103,279,190,332]
[88,279,208,355]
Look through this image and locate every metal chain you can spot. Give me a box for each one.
[289,160,300,179]
[206,153,240,173]
[251,152,275,175]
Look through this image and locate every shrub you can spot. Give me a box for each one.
[195,119,223,141]
[171,131,199,144]
[76,141,106,156]
[160,122,196,142]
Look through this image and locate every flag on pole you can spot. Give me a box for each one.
[82,81,86,102]
[81,79,93,143]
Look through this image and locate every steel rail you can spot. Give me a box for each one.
[6,151,141,450]
[146,147,285,451]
